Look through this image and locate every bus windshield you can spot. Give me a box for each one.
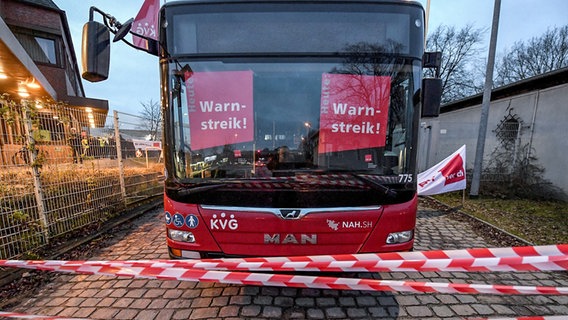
[164,2,424,183]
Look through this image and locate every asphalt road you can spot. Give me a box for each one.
[3,201,568,319]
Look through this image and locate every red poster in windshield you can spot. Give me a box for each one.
[319,73,390,153]
[186,71,254,150]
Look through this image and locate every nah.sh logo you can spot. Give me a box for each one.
[440,154,465,185]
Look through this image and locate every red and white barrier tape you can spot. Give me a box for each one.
[3,254,566,273]
[3,244,567,273]
[1,245,566,295]
[224,244,568,262]
[1,259,567,295]
[0,311,86,319]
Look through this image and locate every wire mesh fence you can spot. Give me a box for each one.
[0,96,163,259]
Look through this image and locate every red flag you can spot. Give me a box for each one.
[131,0,160,50]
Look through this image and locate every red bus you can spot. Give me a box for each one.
[82,0,441,259]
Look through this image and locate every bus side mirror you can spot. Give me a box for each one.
[81,21,110,82]
[421,78,442,117]
[421,51,443,117]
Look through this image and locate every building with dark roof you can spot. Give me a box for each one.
[0,0,109,165]
[0,0,107,113]
[419,67,568,200]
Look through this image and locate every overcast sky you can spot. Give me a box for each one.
[55,0,568,115]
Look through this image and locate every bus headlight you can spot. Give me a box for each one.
[168,229,196,243]
[386,230,413,244]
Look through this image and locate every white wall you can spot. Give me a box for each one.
[419,83,568,199]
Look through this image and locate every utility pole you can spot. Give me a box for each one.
[425,0,431,44]
[470,0,501,198]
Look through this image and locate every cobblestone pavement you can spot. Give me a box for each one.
[4,202,568,319]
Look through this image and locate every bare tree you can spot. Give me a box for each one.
[426,24,486,103]
[139,99,162,140]
[495,25,568,86]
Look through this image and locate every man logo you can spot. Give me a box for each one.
[264,233,317,244]
[279,209,302,219]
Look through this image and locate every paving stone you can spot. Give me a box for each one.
[274,296,294,307]
[172,309,192,319]
[296,297,315,307]
[147,298,169,309]
[241,305,261,317]
[368,306,390,318]
[406,305,434,317]
[306,308,325,319]
[222,286,240,296]
[301,288,322,297]
[162,289,184,299]
[432,305,454,317]
[201,287,223,297]
[396,295,421,306]
[56,307,80,318]
[377,295,397,306]
[229,295,252,305]
[143,288,167,298]
[261,286,280,296]
[315,297,336,307]
[78,298,100,308]
[240,286,260,295]
[71,307,95,318]
[262,306,283,318]
[355,295,377,306]
[156,309,175,319]
[346,307,368,318]
[190,307,220,319]
[43,297,68,307]
[417,295,439,304]
[281,288,298,296]
[219,305,240,317]
[324,307,346,319]
[5,206,567,320]
[471,304,495,315]
[124,288,146,298]
[338,296,356,306]
[450,304,477,316]
[491,304,516,315]
[111,298,133,308]
[191,297,213,308]
[212,296,230,306]
[135,309,160,319]
[89,307,120,319]
[288,310,306,318]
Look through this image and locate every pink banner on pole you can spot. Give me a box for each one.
[318,73,390,154]
[131,0,160,50]
[186,71,254,150]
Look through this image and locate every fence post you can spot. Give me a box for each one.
[114,110,127,204]
[22,102,49,244]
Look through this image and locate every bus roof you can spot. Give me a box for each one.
[162,0,424,10]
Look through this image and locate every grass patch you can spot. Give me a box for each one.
[433,192,567,245]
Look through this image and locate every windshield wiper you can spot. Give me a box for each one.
[175,183,228,196]
[351,174,398,197]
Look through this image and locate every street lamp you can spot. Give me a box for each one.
[304,122,311,138]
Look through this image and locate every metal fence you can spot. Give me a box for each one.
[0,96,163,259]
